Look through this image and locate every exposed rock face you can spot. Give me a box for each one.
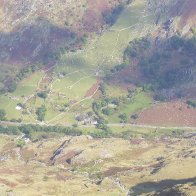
[50,138,85,165]
[0,0,124,33]
[54,149,83,165]
[0,0,86,32]
[50,139,71,164]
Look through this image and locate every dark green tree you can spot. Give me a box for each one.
[36,105,46,121]
[0,109,6,121]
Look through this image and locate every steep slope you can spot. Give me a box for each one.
[0,0,126,93]
[106,0,196,100]
[0,0,124,33]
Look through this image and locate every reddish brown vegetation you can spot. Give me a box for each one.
[137,101,196,127]
[85,79,101,98]
[83,0,108,32]
[103,162,164,177]
[109,65,142,89]
[0,168,21,175]
[178,0,196,28]
[0,178,17,188]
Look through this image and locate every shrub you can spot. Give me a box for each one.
[17,139,25,148]
[131,114,138,119]
[187,100,196,108]
[36,105,46,121]
[103,4,124,25]
[7,80,17,93]
[37,92,48,99]
[119,113,128,123]
[0,109,6,121]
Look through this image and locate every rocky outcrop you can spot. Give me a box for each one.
[50,138,84,165]
[53,149,83,165]
[50,139,71,164]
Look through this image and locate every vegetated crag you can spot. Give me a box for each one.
[0,0,125,33]
[106,0,196,100]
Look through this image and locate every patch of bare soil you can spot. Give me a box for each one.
[137,101,196,127]
[0,178,17,188]
[178,0,196,28]
[84,79,101,98]
[0,168,21,175]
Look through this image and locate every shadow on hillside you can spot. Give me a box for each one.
[0,17,79,66]
[128,177,196,196]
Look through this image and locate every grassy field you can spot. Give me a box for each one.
[12,71,44,97]
[122,92,152,114]
[107,91,152,123]
[56,0,157,72]
[0,95,21,119]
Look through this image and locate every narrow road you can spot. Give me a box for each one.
[1,121,196,131]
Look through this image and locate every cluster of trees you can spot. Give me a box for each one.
[93,97,121,116]
[0,125,21,135]
[169,35,196,53]
[10,118,22,123]
[0,124,113,139]
[187,100,196,108]
[37,91,48,99]
[0,108,22,123]
[123,34,196,99]
[124,38,151,59]
[16,64,40,81]
[0,77,17,94]
[0,124,186,141]
[92,94,135,124]
[59,103,69,112]
[119,113,128,123]
[36,105,46,121]
[92,101,110,131]
[111,63,127,73]
[0,124,82,138]
[0,109,6,121]
[104,63,129,82]
[0,64,41,94]
[17,139,26,148]
[103,4,124,25]
[90,128,112,138]
[99,83,106,97]
[6,79,17,93]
